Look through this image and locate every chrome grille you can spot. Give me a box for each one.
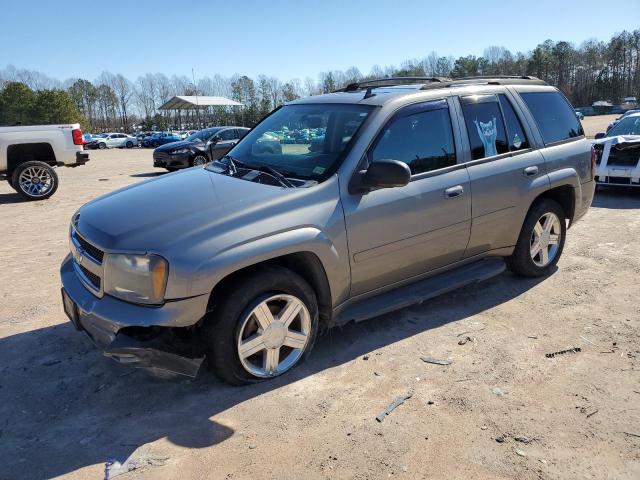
[70,226,104,298]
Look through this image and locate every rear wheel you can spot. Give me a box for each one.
[506,199,566,277]
[126,141,133,148]
[98,142,106,149]
[203,266,318,385]
[11,161,59,201]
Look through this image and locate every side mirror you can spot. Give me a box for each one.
[350,159,411,194]
[594,132,606,139]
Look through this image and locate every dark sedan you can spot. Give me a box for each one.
[153,127,249,171]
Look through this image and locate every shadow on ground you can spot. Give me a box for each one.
[592,187,640,209]
[130,172,167,178]
[0,191,26,205]
[0,271,547,479]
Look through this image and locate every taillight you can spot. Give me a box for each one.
[72,128,84,145]
[590,145,596,181]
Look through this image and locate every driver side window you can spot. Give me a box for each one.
[218,129,234,141]
[370,101,456,176]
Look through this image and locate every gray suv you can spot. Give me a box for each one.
[60,76,595,385]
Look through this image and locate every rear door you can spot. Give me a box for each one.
[456,92,549,256]
[342,99,472,296]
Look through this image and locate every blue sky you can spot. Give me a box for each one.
[2,0,638,82]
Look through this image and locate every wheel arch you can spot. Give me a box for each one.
[7,143,56,173]
[205,251,333,329]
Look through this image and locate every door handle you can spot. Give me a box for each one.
[444,185,464,198]
[523,166,539,177]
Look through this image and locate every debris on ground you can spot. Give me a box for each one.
[458,336,472,345]
[420,356,452,366]
[623,432,640,438]
[362,355,369,361]
[515,449,526,457]
[495,435,506,443]
[105,451,169,479]
[515,436,531,443]
[375,392,412,422]
[545,347,581,358]
[492,387,507,396]
[586,409,599,418]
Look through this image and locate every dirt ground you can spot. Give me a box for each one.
[1,117,638,480]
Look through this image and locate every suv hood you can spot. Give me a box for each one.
[75,168,292,252]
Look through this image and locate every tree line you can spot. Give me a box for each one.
[1,30,638,132]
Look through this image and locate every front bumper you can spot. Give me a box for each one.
[60,254,208,376]
[153,151,191,169]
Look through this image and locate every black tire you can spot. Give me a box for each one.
[126,141,133,148]
[165,167,179,172]
[203,265,319,386]
[7,177,19,193]
[11,161,59,201]
[98,142,107,149]
[506,199,566,277]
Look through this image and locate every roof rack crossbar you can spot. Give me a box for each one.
[337,77,451,93]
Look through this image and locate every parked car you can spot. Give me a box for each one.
[607,109,640,131]
[85,133,138,149]
[153,127,249,171]
[593,112,640,187]
[1,123,89,200]
[60,76,594,384]
[142,131,182,148]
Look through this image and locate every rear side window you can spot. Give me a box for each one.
[370,101,456,175]
[520,91,583,144]
[498,94,530,152]
[460,95,509,160]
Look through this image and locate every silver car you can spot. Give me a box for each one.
[60,76,595,384]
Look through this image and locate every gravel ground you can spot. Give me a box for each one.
[0,118,638,479]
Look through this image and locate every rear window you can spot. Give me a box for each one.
[520,91,583,145]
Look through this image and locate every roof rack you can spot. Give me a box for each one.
[336,77,451,92]
[334,75,547,93]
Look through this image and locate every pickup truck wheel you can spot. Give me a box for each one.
[204,266,318,385]
[98,142,106,149]
[11,161,58,201]
[506,199,566,277]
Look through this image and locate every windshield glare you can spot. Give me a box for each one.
[608,116,640,137]
[208,104,373,183]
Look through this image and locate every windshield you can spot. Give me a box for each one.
[187,128,219,142]
[608,116,640,137]
[207,103,373,183]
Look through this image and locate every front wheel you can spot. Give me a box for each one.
[11,161,59,201]
[203,266,318,385]
[98,142,107,149]
[191,154,208,166]
[506,199,566,277]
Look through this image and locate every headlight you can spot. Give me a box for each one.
[171,148,190,154]
[104,254,168,305]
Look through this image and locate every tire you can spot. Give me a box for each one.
[165,167,179,172]
[7,177,19,193]
[126,141,133,148]
[11,161,59,201]
[191,154,208,166]
[203,265,319,386]
[506,199,566,277]
[98,142,107,149]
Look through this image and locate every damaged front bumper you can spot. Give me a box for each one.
[60,255,208,377]
[593,135,640,187]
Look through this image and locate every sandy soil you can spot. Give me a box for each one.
[581,114,618,138]
[0,140,639,480]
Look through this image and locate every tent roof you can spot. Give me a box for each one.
[159,95,242,110]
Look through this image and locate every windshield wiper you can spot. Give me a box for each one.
[220,155,295,188]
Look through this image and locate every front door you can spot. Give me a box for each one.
[210,128,238,160]
[342,99,472,296]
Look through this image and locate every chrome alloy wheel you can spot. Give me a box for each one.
[237,294,311,378]
[18,166,54,197]
[530,212,562,267]
[192,155,208,166]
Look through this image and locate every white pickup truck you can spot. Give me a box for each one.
[0,123,89,200]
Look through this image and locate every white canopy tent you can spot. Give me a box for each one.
[158,96,244,129]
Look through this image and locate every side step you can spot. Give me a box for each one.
[334,258,506,325]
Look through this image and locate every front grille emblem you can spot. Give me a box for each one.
[74,247,84,265]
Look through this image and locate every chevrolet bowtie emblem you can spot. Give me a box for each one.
[74,247,84,265]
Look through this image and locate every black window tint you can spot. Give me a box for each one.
[236,129,248,139]
[460,97,509,160]
[371,105,456,175]
[218,129,234,140]
[498,94,529,151]
[520,91,583,144]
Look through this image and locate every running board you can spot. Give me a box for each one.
[334,258,506,325]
